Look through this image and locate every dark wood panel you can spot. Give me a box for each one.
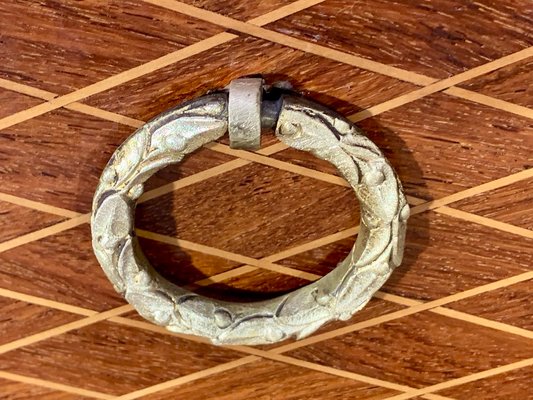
[143,147,236,191]
[448,280,533,330]
[0,321,242,396]
[0,297,81,345]
[382,212,533,300]
[451,177,533,230]
[138,236,241,286]
[262,297,406,351]
[0,225,125,311]
[137,162,359,259]
[0,0,223,94]
[437,366,533,400]
[0,109,133,213]
[0,202,65,243]
[0,378,88,400]
[84,36,416,122]
[142,359,401,400]
[286,311,533,388]
[179,0,297,20]
[0,88,43,119]
[278,211,532,301]
[0,108,236,214]
[267,0,533,79]
[278,236,355,275]
[274,92,533,202]
[460,57,533,108]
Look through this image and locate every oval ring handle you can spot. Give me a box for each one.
[91,78,409,345]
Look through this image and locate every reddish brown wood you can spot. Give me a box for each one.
[179,0,297,20]
[460,57,533,108]
[0,378,88,400]
[0,0,223,94]
[0,321,243,395]
[142,359,401,400]
[267,0,533,79]
[0,89,43,119]
[0,225,125,311]
[84,36,416,122]
[136,162,359,259]
[0,201,65,243]
[437,366,533,400]
[0,298,80,345]
[448,280,533,330]
[286,311,533,388]
[451,177,533,230]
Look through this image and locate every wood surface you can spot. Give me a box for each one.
[285,311,533,388]
[141,359,401,400]
[266,0,533,79]
[0,0,532,399]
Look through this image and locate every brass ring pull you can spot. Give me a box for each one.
[91,77,409,345]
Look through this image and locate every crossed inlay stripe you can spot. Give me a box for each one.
[0,0,532,398]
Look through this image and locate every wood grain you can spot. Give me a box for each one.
[0,225,125,311]
[275,92,533,202]
[0,108,133,213]
[0,297,81,346]
[267,0,533,79]
[137,236,241,286]
[192,268,309,302]
[0,88,43,119]
[0,0,222,95]
[0,378,88,400]
[141,358,401,400]
[84,36,416,122]
[0,321,242,396]
[0,202,65,243]
[451,177,533,230]
[286,311,533,388]
[277,236,355,275]
[260,297,407,351]
[277,211,533,301]
[381,212,533,300]
[437,365,533,400]
[136,162,359,259]
[143,148,236,191]
[459,57,533,108]
[179,0,297,20]
[447,279,533,330]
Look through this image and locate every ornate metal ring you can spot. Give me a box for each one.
[91,77,409,345]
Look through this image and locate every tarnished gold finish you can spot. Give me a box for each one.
[91,78,409,345]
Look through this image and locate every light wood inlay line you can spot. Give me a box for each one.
[0,78,57,101]
[435,207,533,239]
[382,358,533,400]
[136,229,322,281]
[115,356,260,400]
[0,288,96,317]
[234,346,419,393]
[0,270,530,398]
[410,168,533,214]
[0,0,328,131]
[271,271,533,353]
[0,214,90,253]
[444,87,533,119]
[143,0,533,117]
[0,193,80,218]
[0,371,114,400]
[0,32,236,131]
[0,304,133,354]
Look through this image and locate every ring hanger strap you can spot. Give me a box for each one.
[228,77,263,150]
